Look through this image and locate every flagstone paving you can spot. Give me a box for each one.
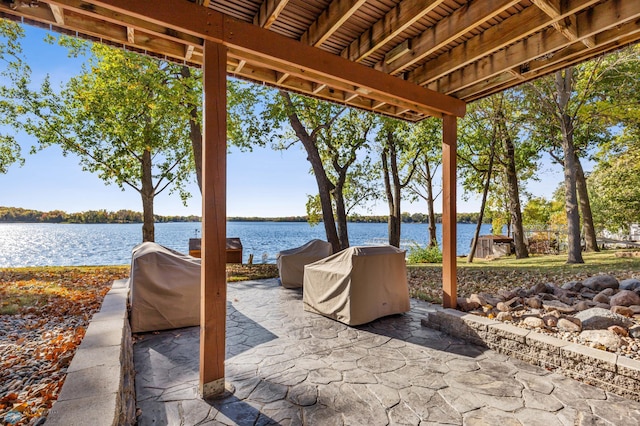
[134,279,640,425]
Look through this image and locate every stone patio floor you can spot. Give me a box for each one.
[133,279,640,425]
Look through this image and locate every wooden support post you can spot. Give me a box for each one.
[442,114,457,309]
[200,40,227,399]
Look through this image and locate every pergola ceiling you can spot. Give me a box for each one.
[1,0,639,121]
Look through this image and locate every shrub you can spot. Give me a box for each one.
[407,243,442,264]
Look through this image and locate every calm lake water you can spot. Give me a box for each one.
[0,221,492,267]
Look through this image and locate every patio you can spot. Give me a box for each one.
[133,278,640,425]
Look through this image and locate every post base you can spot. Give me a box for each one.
[199,379,235,400]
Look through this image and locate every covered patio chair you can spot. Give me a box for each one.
[302,245,410,325]
[128,242,201,333]
[276,239,333,288]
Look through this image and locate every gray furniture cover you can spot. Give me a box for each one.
[302,245,410,325]
[276,239,333,288]
[128,242,201,333]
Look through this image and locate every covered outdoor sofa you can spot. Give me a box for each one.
[302,245,410,326]
[276,239,333,288]
[128,242,201,333]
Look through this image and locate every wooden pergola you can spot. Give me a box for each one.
[2,0,638,398]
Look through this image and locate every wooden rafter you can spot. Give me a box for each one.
[376,0,521,75]
[253,0,290,29]
[68,0,465,118]
[300,0,366,47]
[406,0,602,86]
[532,0,595,48]
[427,0,640,96]
[49,4,64,25]
[342,0,445,63]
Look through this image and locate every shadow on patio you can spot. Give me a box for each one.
[133,278,640,425]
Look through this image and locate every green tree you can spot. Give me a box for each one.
[11,38,197,241]
[377,118,422,248]
[406,118,442,247]
[520,49,638,260]
[0,19,26,174]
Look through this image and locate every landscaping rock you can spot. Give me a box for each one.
[574,308,634,330]
[611,306,634,318]
[457,297,480,312]
[630,325,640,339]
[541,300,574,314]
[620,278,640,292]
[562,281,582,292]
[524,297,542,309]
[593,292,611,304]
[582,275,619,291]
[469,294,486,306]
[608,325,628,337]
[496,312,513,322]
[523,316,545,328]
[542,315,558,327]
[610,290,640,307]
[557,318,581,332]
[579,330,623,351]
[573,301,591,311]
[631,305,640,314]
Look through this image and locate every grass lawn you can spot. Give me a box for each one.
[407,249,640,303]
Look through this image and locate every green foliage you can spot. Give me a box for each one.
[407,243,442,264]
[0,19,27,174]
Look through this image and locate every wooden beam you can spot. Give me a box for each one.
[300,0,366,47]
[49,4,65,25]
[86,0,466,118]
[342,0,445,62]
[253,0,290,29]
[126,26,135,44]
[376,0,520,75]
[427,0,640,96]
[532,0,595,48]
[200,40,227,399]
[185,44,195,61]
[407,0,602,86]
[442,114,457,309]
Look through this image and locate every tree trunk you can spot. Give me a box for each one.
[281,92,340,252]
[468,139,495,263]
[556,69,584,264]
[382,135,403,248]
[333,181,350,249]
[181,66,203,193]
[502,117,529,259]
[575,154,599,252]
[424,160,438,247]
[141,148,155,242]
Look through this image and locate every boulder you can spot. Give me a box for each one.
[609,289,640,307]
[574,307,634,330]
[457,297,480,312]
[469,293,486,306]
[608,325,628,337]
[581,275,619,291]
[523,316,545,328]
[630,305,640,314]
[557,318,582,332]
[629,325,640,339]
[524,297,542,309]
[543,315,558,327]
[611,305,634,318]
[542,300,575,314]
[530,282,552,295]
[573,300,591,312]
[619,278,640,292]
[593,292,610,304]
[496,311,513,322]
[562,281,583,292]
[579,330,623,351]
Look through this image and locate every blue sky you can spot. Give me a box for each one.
[0,24,565,217]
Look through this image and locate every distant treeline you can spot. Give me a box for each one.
[0,207,200,224]
[1,207,491,225]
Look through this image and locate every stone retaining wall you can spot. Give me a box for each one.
[423,309,640,402]
[46,279,135,426]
